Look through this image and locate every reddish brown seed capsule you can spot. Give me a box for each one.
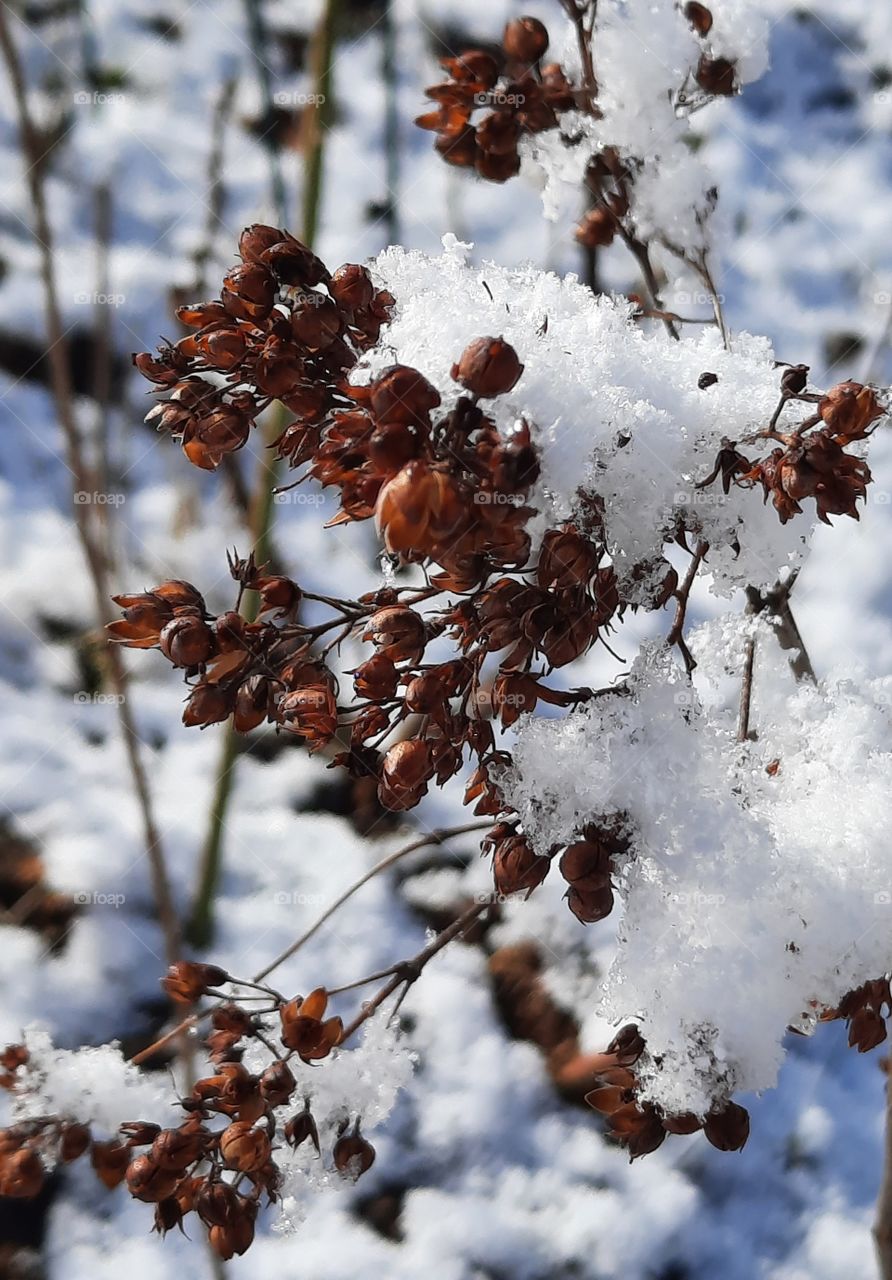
[333,1122,376,1179]
[161,961,230,1003]
[158,615,213,667]
[126,1154,181,1203]
[503,16,549,63]
[59,1122,91,1162]
[219,1121,271,1173]
[451,337,524,398]
[0,1147,44,1198]
[684,1,713,35]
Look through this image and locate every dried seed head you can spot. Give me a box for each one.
[503,16,549,63]
[451,337,524,398]
[126,1154,181,1203]
[219,1121,271,1173]
[684,2,713,35]
[161,961,230,1004]
[0,1147,44,1198]
[333,1121,376,1179]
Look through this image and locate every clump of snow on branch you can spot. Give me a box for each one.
[368,237,806,594]
[500,623,892,1116]
[519,0,770,245]
[10,1027,171,1133]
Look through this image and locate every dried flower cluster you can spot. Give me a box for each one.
[416,7,737,261]
[0,967,378,1259]
[134,224,393,472]
[697,372,883,524]
[415,18,575,183]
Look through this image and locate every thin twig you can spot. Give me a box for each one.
[0,6,180,965]
[667,539,709,674]
[737,634,756,742]
[252,820,491,983]
[134,820,491,1064]
[338,897,494,1043]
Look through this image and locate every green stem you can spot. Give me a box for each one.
[187,0,340,950]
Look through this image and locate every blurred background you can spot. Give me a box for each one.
[0,0,891,1276]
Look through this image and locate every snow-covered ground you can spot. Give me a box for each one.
[1,0,891,1276]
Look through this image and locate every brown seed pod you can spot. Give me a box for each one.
[333,1121,376,1179]
[0,1147,44,1198]
[451,337,524,398]
[161,961,230,1003]
[126,1154,181,1203]
[503,16,549,64]
[158,615,214,667]
[219,1121,271,1173]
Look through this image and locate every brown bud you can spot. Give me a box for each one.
[370,364,441,423]
[91,1139,130,1189]
[159,615,213,667]
[151,1124,210,1171]
[259,1060,296,1107]
[260,236,329,287]
[575,206,616,249]
[333,1122,376,1179]
[196,1178,241,1227]
[364,606,426,664]
[684,2,713,35]
[291,293,343,350]
[280,988,343,1061]
[451,337,523,398]
[161,961,230,1004]
[221,262,276,321]
[208,1196,256,1259]
[239,223,287,263]
[0,1147,44,1198]
[503,16,549,63]
[330,263,375,314]
[153,1196,185,1237]
[704,1102,750,1151]
[119,1121,162,1147]
[493,834,551,897]
[696,55,736,97]
[353,654,399,701]
[182,685,233,729]
[59,1122,91,1162]
[284,1107,320,1153]
[559,840,612,891]
[219,1121,271,1173]
[379,739,434,811]
[126,1154,180,1203]
[819,380,884,443]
